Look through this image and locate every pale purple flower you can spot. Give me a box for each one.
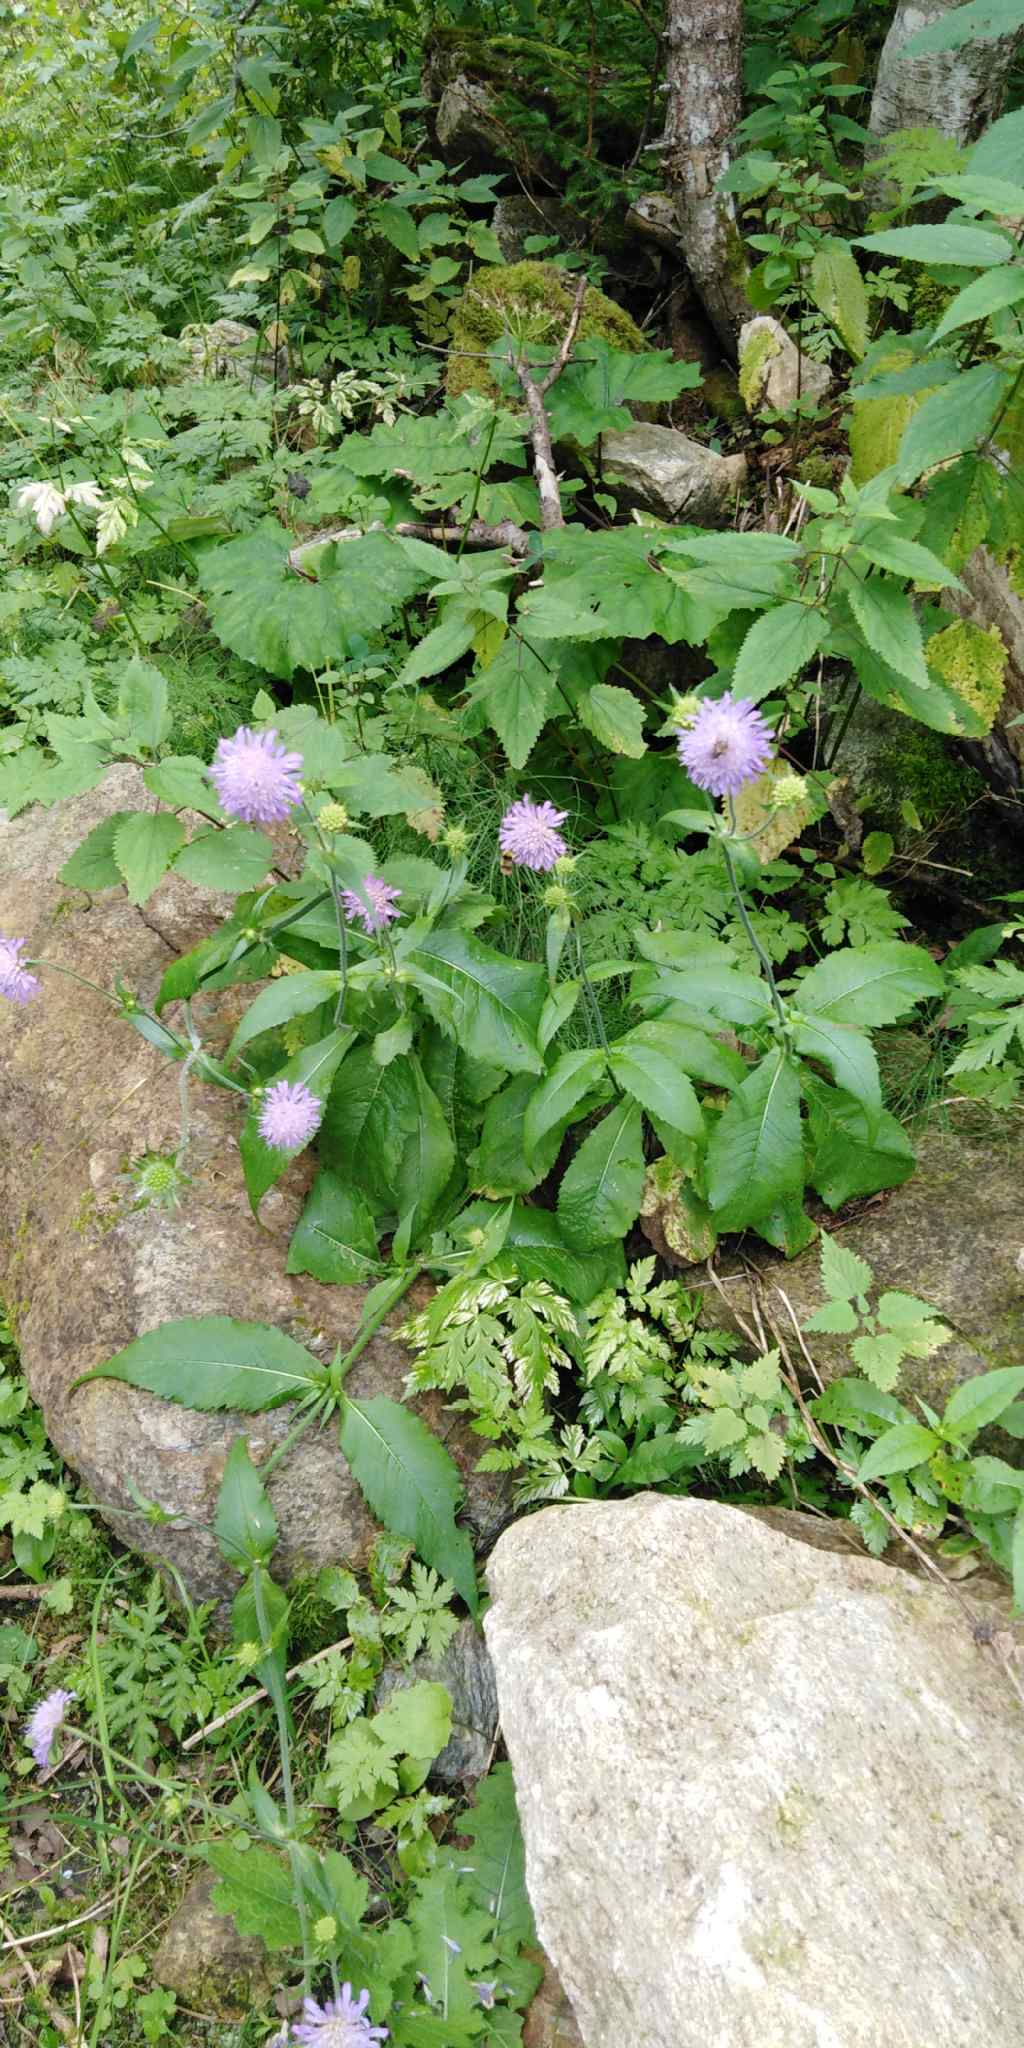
[257,1079,322,1151]
[292,1984,388,2045]
[24,1688,74,1770]
[209,726,304,825]
[0,935,40,1006]
[676,693,773,798]
[499,795,568,872]
[340,876,402,936]
[474,1981,498,2009]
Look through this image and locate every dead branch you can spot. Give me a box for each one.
[508,274,588,531]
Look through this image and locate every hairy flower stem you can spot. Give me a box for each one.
[251,1568,313,1987]
[721,802,788,1032]
[573,928,613,1063]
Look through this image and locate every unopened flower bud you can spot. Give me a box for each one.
[769,772,808,811]
[317,801,349,833]
[670,692,702,730]
[553,854,577,876]
[443,823,470,858]
[543,882,574,912]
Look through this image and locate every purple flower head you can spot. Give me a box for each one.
[499,795,568,872]
[257,1078,322,1152]
[292,1984,388,2046]
[0,935,40,1006]
[209,726,303,825]
[676,693,773,799]
[24,1688,74,1771]
[341,875,402,936]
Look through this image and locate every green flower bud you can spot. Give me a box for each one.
[769,772,809,812]
[317,801,350,833]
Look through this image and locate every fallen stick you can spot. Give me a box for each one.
[181,1633,352,1751]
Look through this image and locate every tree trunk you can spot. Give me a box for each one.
[868,0,1021,150]
[662,0,748,352]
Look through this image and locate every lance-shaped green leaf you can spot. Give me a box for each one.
[227,970,341,1058]
[620,1017,747,1089]
[73,1316,326,1410]
[338,1396,479,1614]
[896,363,1011,485]
[805,1081,916,1208]
[942,1366,1024,1441]
[808,237,868,358]
[215,1437,278,1569]
[795,943,943,1026]
[407,930,545,1075]
[286,1169,382,1284]
[930,265,1024,344]
[393,1062,457,1257]
[732,602,828,702]
[856,224,1014,267]
[608,1037,705,1136]
[240,1029,355,1214]
[858,1422,940,1484]
[847,576,930,691]
[706,1051,803,1230]
[794,1015,882,1121]
[557,1099,645,1250]
[523,1048,607,1163]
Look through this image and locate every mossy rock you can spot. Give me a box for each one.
[838,693,983,839]
[447,261,647,403]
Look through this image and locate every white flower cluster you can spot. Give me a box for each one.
[15,477,104,536]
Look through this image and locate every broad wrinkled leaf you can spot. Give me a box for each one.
[393,1062,457,1253]
[796,943,943,1026]
[706,1051,803,1231]
[173,825,275,892]
[466,635,557,769]
[795,1015,882,1119]
[60,813,132,891]
[732,601,828,702]
[286,1168,382,1283]
[463,1200,625,1301]
[338,1395,479,1614]
[608,1039,704,1136]
[523,1048,607,1163]
[321,1048,421,1206]
[847,577,930,690]
[207,1844,302,1951]
[113,810,185,904]
[74,1315,325,1410]
[198,525,427,677]
[407,930,545,1075]
[577,683,646,757]
[557,1100,645,1250]
[806,1082,916,1207]
[459,1763,536,1949]
[896,363,1012,485]
[470,1074,566,1196]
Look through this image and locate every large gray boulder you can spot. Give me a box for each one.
[598,424,746,524]
[0,769,505,1605]
[486,1494,1024,2048]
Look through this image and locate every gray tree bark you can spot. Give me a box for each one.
[868,0,1021,150]
[662,0,749,351]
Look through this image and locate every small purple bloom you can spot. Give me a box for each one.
[257,1079,322,1151]
[676,693,773,799]
[24,1688,74,1770]
[0,935,40,1006]
[209,726,303,825]
[499,795,568,872]
[474,1981,498,2010]
[340,875,402,936]
[292,1983,388,2045]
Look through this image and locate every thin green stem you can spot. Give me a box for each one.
[721,805,788,1030]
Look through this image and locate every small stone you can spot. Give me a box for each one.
[738,314,832,414]
[598,424,746,524]
[153,1870,274,2020]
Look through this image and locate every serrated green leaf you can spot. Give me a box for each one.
[523,1048,606,1163]
[577,683,646,758]
[942,1367,1024,1440]
[323,194,357,245]
[856,224,1013,267]
[807,1085,916,1208]
[75,1316,325,1410]
[459,1761,536,1950]
[143,755,220,813]
[796,943,943,1025]
[619,1017,747,1089]
[207,1843,303,1951]
[608,1039,704,1136]
[286,1168,382,1283]
[471,1074,565,1196]
[394,1062,456,1253]
[174,825,275,892]
[930,265,1024,344]
[802,1296,858,1333]
[896,363,1011,485]
[732,602,828,702]
[819,1230,874,1302]
[467,637,556,770]
[858,1421,940,1482]
[199,526,425,678]
[556,1100,645,1250]
[116,656,171,751]
[808,238,868,358]
[113,811,186,905]
[847,577,930,690]
[339,1396,479,1613]
[706,1052,803,1231]
[795,1015,882,1120]
[321,1048,421,1205]
[228,971,340,1058]
[60,812,133,891]
[854,528,961,589]
[850,1330,906,1391]
[407,930,545,1076]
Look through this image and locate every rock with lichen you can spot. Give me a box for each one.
[738,315,832,415]
[446,261,647,403]
[153,1870,274,2019]
[597,424,747,525]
